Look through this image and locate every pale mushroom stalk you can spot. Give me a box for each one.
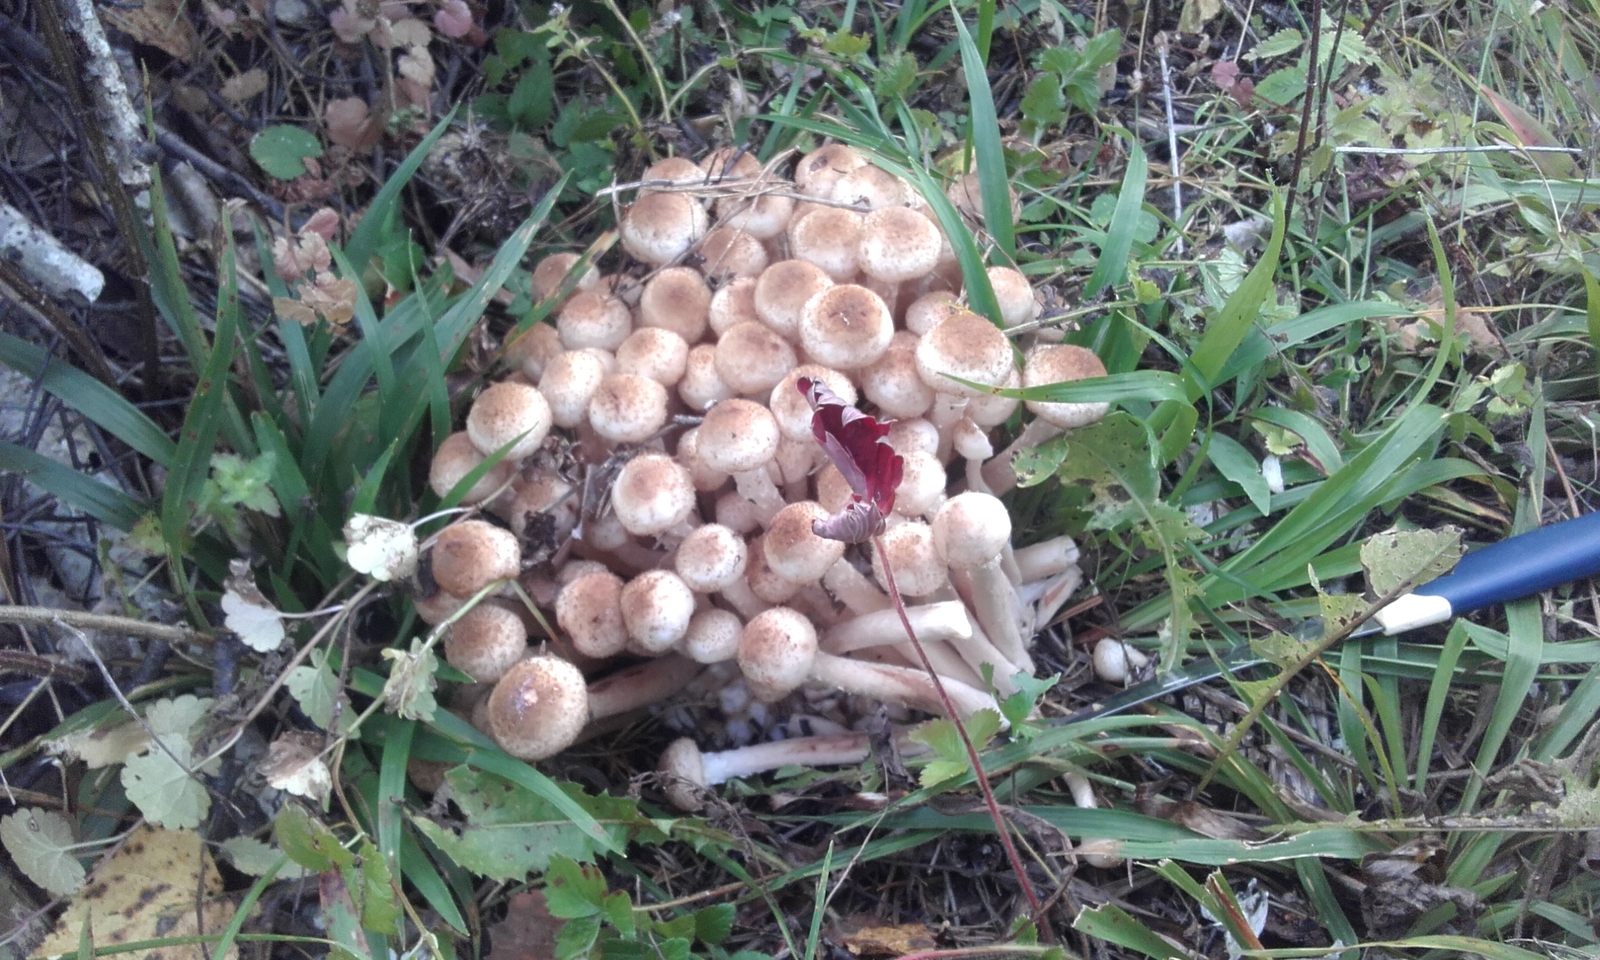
[824,559,890,615]
[954,615,1024,696]
[810,652,996,720]
[587,655,705,720]
[1013,535,1080,581]
[891,639,986,692]
[821,600,974,654]
[1064,771,1124,869]
[930,493,1032,672]
[1030,565,1084,634]
[659,728,929,811]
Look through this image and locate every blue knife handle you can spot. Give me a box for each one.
[1415,511,1600,614]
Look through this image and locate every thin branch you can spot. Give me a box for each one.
[0,605,213,645]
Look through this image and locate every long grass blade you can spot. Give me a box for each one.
[1083,131,1148,298]
[947,0,1014,261]
[0,441,148,530]
[0,332,175,466]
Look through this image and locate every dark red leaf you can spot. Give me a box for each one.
[797,377,903,543]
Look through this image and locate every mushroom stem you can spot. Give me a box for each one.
[1064,771,1124,868]
[823,559,890,615]
[1013,535,1080,582]
[821,600,973,654]
[808,652,999,721]
[894,639,986,691]
[961,560,1033,672]
[954,615,1024,697]
[732,470,786,526]
[587,655,704,720]
[1030,565,1083,634]
[984,418,1061,495]
[659,727,931,810]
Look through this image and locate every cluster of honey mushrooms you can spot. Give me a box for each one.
[416,143,1113,808]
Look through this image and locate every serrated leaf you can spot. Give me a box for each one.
[1318,591,1367,638]
[121,735,210,829]
[250,124,324,180]
[1249,631,1316,669]
[1250,28,1303,60]
[1054,413,1159,528]
[219,837,310,879]
[1019,74,1066,131]
[352,837,401,935]
[144,695,214,740]
[601,890,634,938]
[211,451,281,516]
[287,648,355,733]
[545,856,607,918]
[908,711,1003,787]
[554,914,601,960]
[409,768,641,881]
[380,639,439,721]
[1360,527,1464,598]
[275,803,354,873]
[1252,65,1305,107]
[1011,434,1070,488]
[1000,672,1060,730]
[694,903,735,945]
[1,809,86,896]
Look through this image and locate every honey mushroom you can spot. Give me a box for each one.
[414,142,1109,793]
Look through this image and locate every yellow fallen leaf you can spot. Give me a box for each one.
[37,826,242,960]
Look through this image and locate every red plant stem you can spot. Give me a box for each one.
[873,535,1050,941]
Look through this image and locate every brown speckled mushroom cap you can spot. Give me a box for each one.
[443,599,529,683]
[915,310,1014,398]
[798,284,893,370]
[674,523,749,592]
[697,399,780,474]
[429,431,516,505]
[763,501,846,583]
[431,520,520,597]
[587,373,669,445]
[621,192,709,266]
[638,266,712,343]
[859,207,941,283]
[555,571,628,659]
[466,382,552,461]
[486,656,589,760]
[611,453,695,536]
[736,606,818,702]
[1022,344,1110,429]
[714,322,798,396]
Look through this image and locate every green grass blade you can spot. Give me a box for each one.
[400,826,467,933]
[1073,904,1187,959]
[142,170,206,364]
[1187,191,1286,395]
[1083,131,1148,298]
[344,108,457,273]
[377,717,413,871]
[971,369,1189,404]
[0,332,176,466]
[948,0,1013,261]
[160,239,242,549]
[210,856,287,960]
[0,441,148,530]
[1414,621,1471,792]
[1585,266,1600,385]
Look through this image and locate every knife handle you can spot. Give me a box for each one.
[1375,511,1600,634]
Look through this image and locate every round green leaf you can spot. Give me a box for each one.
[0,809,86,897]
[250,125,325,180]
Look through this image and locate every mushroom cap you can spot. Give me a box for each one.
[696,226,770,282]
[764,501,847,583]
[487,656,590,760]
[987,267,1040,328]
[681,607,743,664]
[506,323,564,382]
[904,291,964,336]
[659,737,707,810]
[754,260,834,340]
[860,330,936,419]
[443,600,529,683]
[431,520,520,597]
[713,183,796,239]
[967,367,1021,427]
[794,144,867,197]
[539,348,613,429]
[616,327,691,387]
[798,284,893,370]
[429,431,516,504]
[701,147,761,181]
[859,207,942,283]
[769,364,855,443]
[506,470,578,540]
[745,535,803,604]
[620,192,709,265]
[1022,344,1110,428]
[587,373,670,444]
[531,252,599,304]
[555,571,628,658]
[466,382,553,461]
[638,266,712,343]
[708,276,759,337]
[620,570,696,654]
[674,523,749,591]
[915,311,1014,397]
[678,343,735,412]
[787,206,863,281]
[830,165,905,210]
[611,453,695,536]
[698,399,780,474]
[893,450,946,518]
[675,426,732,492]
[946,172,1020,227]
[714,321,798,395]
[931,491,1012,568]
[736,606,818,701]
[639,156,705,194]
[869,520,948,597]
[556,290,633,351]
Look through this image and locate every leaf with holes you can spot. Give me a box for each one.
[1361,527,1463,599]
[1,809,85,896]
[122,735,210,829]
